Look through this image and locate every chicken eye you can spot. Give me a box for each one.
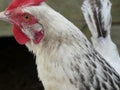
[24,14,31,21]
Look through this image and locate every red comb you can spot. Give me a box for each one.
[6,0,45,10]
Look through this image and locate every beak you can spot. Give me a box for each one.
[0,11,10,22]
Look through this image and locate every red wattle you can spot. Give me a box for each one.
[13,25,30,45]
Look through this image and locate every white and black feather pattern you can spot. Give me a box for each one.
[61,35,120,90]
[81,0,120,75]
[81,0,112,38]
[24,3,120,90]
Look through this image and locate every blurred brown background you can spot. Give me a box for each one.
[0,0,120,90]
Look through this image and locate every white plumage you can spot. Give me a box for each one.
[82,0,120,75]
[25,2,120,90]
[0,1,120,90]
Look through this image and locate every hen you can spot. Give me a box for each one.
[0,0,120,90]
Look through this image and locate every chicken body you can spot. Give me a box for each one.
[25,3,120,90]
[0,1,120,90]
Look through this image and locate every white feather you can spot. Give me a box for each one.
[23,2,120,90]
[82,0,120,75]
